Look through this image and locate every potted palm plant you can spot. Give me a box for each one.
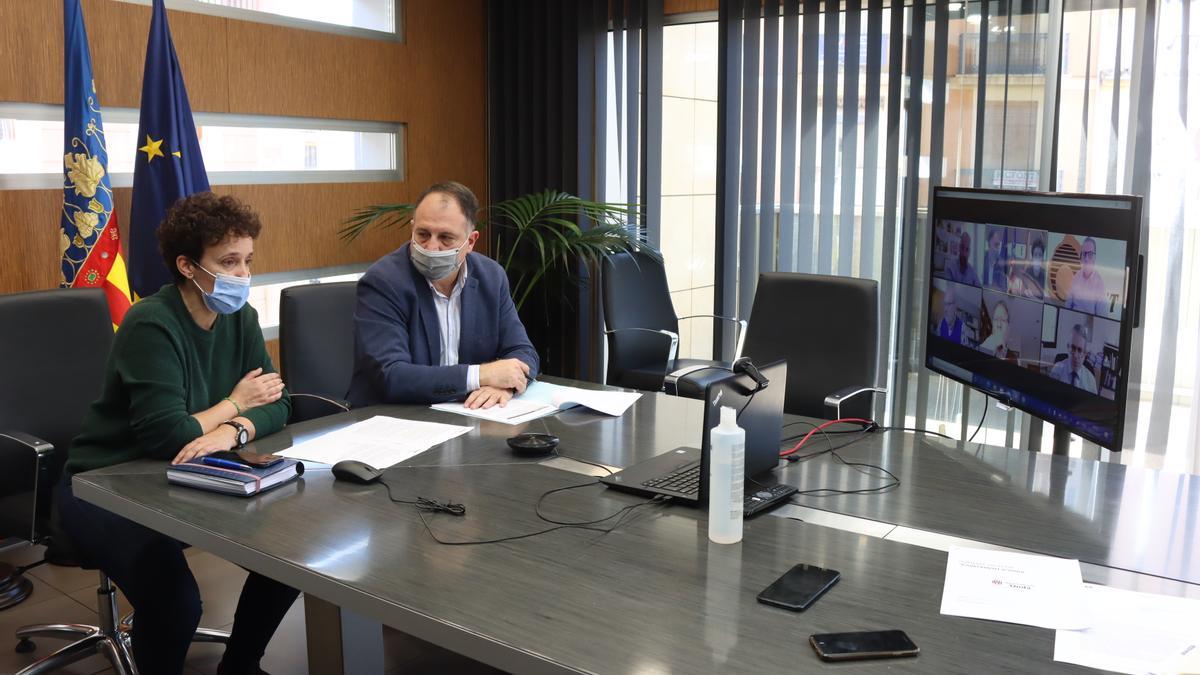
[339,189,661,312]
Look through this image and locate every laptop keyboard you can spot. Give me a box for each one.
[642,461,701,496]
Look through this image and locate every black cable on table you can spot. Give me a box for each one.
[871,426,957,441]
[379,478,667,546]
[967,394,990,444]
[783,421,900,498]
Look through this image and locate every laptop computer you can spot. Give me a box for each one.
[601,360,787,504]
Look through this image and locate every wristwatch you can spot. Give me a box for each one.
[221,419,249,449]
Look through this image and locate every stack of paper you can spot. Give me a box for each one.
[432,381,642,425]
[276,416,471,467]
[941,547,1200,674]
[939,547,1089,630]
[1053,584,1200,674]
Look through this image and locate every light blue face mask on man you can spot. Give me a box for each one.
[191,262,251,314]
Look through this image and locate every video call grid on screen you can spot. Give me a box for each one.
[925,188,1140,449]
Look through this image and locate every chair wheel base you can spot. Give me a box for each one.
[0,562,35,610]
[15,638,35,654]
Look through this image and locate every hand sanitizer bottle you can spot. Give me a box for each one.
[708,405,745,544]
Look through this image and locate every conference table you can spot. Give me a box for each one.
[72,379,1200,673]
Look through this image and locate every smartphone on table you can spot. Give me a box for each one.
[756,563,841,611]
[809,630,919,661]
[207,450,285,469]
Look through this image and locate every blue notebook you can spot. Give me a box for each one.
[167,458,304,496]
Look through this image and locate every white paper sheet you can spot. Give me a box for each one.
[430,398,557,424]
[1054,584,1200,674]
[939,547,1090,630]
[276,416,471,468]
[521,381,642,416]
[431,381,642,424]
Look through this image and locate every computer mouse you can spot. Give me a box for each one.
[331,460,384,484]
[506,432,560,456]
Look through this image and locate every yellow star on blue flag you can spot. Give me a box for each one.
[138,135,164,162]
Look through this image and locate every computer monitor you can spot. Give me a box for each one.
[926,187,1142,450]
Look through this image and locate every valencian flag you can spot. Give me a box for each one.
[128,0,209,298]
[61,0,132,327]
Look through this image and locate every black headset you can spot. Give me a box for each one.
[732,357,769,391]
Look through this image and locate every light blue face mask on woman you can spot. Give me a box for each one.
[191,262,251,314]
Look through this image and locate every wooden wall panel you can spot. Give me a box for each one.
[664,0,719,14]
[0,191,65,294]
[0,1,60,105]
[0,181,416,295]
[224,22,401,121]
[220,182,413,273]
[0,0,231,111]
[402,1,489,201]
[0,0,487,295]
[265,339,280,371]
[84,1,232,112]
[111,183,416,277]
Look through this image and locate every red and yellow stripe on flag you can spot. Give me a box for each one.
[62,0,133,329]
[68,210,133,329]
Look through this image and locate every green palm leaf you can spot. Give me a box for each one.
[338,203,416,242]
[341,189,660,310]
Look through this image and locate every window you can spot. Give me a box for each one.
[116,0,399,38]
[0,104,403,189]
[657,21,719,361]
[982,101,1041,189]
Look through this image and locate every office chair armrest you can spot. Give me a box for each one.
[0,431,55,544]
[603,327,680,364]
[663,363,732,396]
[287,393,352,425]
[288,393,351,412]
[675,315,749,359]
[0,431,55,457]
[823,386,887,420]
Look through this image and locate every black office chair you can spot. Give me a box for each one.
[600,251,746,395]
[740,272,882,419]
[278,281,357,423]
[0,288,228,675]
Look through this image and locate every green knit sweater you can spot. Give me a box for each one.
[67,284,291,473]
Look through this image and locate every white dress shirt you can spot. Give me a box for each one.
[1067,269,1107,316]
[1049,359,1098,394]
[428,262,480,391]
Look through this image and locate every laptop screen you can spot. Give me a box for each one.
[701,360,787,482]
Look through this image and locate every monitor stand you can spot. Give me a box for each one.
[1051,425,1072,456]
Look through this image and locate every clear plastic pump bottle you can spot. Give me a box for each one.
[708,405,745,544]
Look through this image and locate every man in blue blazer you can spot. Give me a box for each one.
[347,181,539,408]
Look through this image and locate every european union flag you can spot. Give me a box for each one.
[128,0,209,299]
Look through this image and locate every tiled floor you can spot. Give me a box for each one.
[0,543,501,674]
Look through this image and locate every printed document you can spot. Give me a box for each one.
[432,381,642,425]
[939,547,1089,630]
[276,416,471,467]
[1054,583,1200,674]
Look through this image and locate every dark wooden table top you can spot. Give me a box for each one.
[510,383,1200,587]
[73,400,1102,674]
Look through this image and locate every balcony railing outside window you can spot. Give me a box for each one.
[960,32,1052,75]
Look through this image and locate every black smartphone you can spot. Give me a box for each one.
[756,563,840,611]
[210,450,284,468]
[809,630,919,661]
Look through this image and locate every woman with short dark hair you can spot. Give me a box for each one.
[57,192,298,675]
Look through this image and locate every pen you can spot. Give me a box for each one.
[200,457,248,470]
